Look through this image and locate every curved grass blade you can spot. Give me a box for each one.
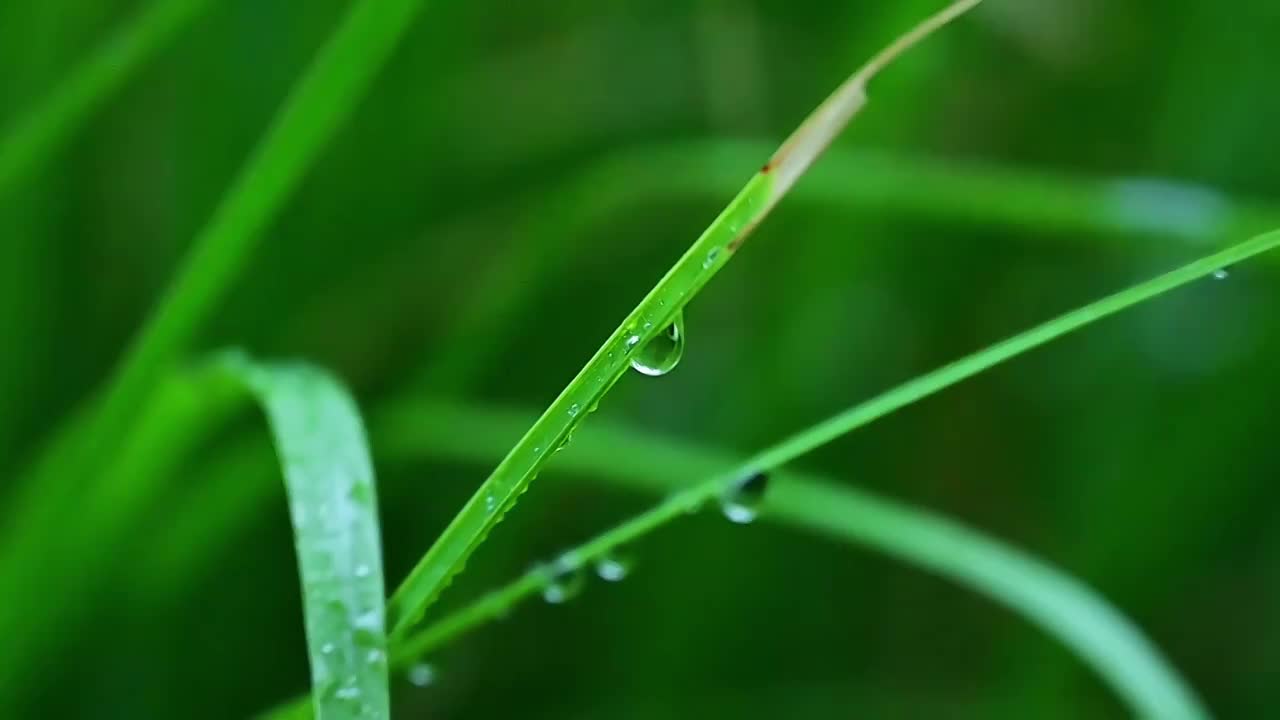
[377,235,1276,718]
[224,355,390,720]
[387,467,1206,720]
[386,0,986,637]
[0,0,215,194]
[65,0,433,485]
[262,227,1280,719]
[0,0,432,675]
[115,145,1280,605]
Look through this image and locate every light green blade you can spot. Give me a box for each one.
[225,355,390,720]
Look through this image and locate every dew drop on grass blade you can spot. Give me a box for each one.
[223,354,390,720]
[629,310,686,377]
[385,0,988,639]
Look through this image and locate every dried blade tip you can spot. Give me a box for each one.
[766,0,984,196]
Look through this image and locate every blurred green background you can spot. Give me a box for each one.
[2,0,1279,717]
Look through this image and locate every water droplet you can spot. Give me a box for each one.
[320,642,336,655]
[720,471,769,524]
[484,493,498,513]
[407,663,436,688]
[336,686,360,701]
[1212,267,1230,280]
[624,334,642,353]
[594,552,632,582]
[366,649,386,665]
[703,247,720,269]
[353,609,382,632]
[354,564,370,578]
[630,311,685,377]
[541,563,586,604]
[567,403,580,417]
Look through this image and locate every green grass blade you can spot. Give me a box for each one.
[379,230,1280,717]
[389,465,1206,720]
[0,0,431,665]
[77,145,1280,611]
[386,0,985,636]
[0,0,215,194]
[771,478,1205,720]
[153,229,1280,629]
[68,0,432,473]
[745,229,1280,473]
[198,226,1275,717]
[8,0,431,498]
[412,136,1280,398]
[224,355,390,720]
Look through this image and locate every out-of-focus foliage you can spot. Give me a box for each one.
[0,0,1277,718]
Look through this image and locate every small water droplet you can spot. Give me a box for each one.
[720,471,769,524]
[542,562,586,604]
[533,446,542,454]
[353,609,382,632]
[630,310,685,377]
[335,686,360,701]
[703,247,720,269]
[321,642,336,655]
[354,564,370,578]
[407,663,435,688]
[484,493,498,513]
[567,403,580,417]
[1212,267,1230,280]
[624,334,642,353]
[594,552,632,582]
[366,649,386,665]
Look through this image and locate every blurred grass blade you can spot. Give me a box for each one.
[413,138,1280,394]
[145,228,1280,618]
[771,477,1206,720]
[0,0,215,194]
[387,469,1205,720]
[224,354,390,720]
[379,228,1280,717]
[386,0,985,636]
[62,0,432,482]
[0,0,431,676]
[211,224,1276,717]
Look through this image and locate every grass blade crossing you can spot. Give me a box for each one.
[386,0,987,637]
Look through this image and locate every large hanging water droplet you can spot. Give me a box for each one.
[541,563,586,604]
[594,551,633,582]
[406,662,436,687]
[630,311,685,377]
[720,471,769,524]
